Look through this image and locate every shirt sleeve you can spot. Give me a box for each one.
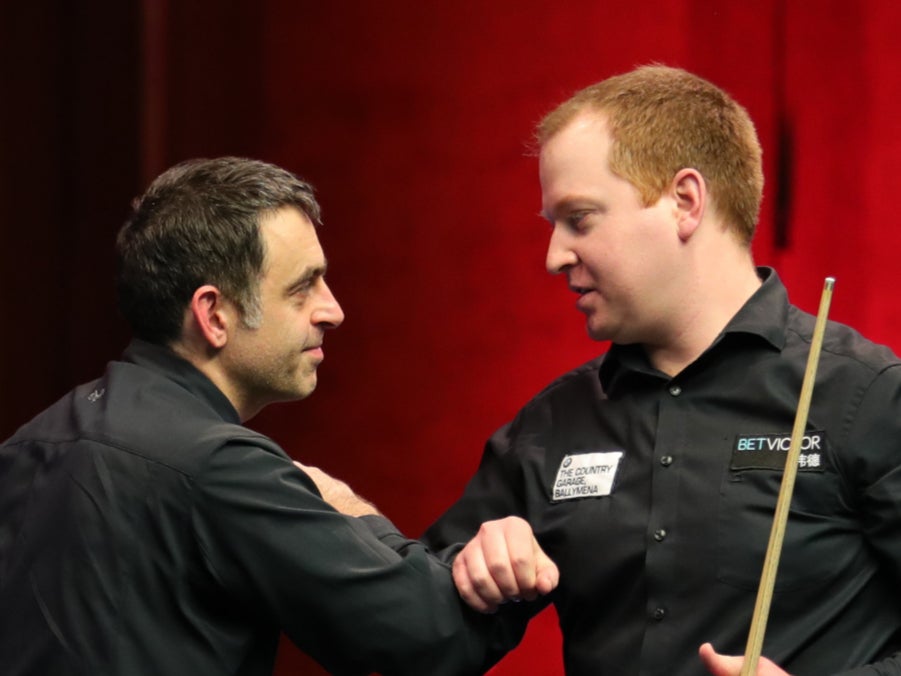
[190,438,500,676]
[421,421,553,664]
[831,364,901,676]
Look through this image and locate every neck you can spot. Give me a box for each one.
[169,336,259,422]
[645,238,761,377]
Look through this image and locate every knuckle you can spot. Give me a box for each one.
[510,551,532,570]
[469,570,494,592]
[503,515,526,530]
[478,521,498,538]
[487,560,509,580]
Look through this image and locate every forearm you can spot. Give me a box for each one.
[293,460,381,517]
[292,515,503,676]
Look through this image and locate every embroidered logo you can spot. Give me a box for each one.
[731,431,826,472]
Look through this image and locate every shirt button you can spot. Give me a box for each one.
[669,385,682,396]
[653,607,666,621]
[660,455,673,467]
[654,529,667,542]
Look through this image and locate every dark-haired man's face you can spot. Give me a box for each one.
[220,207,344,418]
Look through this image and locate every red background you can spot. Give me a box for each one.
[3,2,901,674]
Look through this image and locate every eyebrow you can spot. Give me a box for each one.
[285,261,328,295]
[542,195,602,223]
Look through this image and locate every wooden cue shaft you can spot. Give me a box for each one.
[740,277,835,676]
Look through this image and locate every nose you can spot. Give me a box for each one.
[313,279,345,329]
[545,224,578,275]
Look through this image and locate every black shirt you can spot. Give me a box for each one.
[0,340,497,676]
[424,268,901,676]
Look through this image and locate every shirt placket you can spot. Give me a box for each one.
[639,378,687,674]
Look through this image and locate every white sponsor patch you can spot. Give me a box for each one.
[552,451,623,501]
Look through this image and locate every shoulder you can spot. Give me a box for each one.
[535,354,605,397]
[7,359,287,478]
[513,354,607,423]
[787,305,901,376]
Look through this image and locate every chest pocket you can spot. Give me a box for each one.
[715,466,858,592]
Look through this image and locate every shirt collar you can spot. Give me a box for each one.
[122,339,242,424]
[600,266,790,392]
[719,266,788,350]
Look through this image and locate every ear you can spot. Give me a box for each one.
[188,285,232,349]
[671,168,706,242]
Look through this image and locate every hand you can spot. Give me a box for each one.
[293,461,381,517]
[452,516,559,613]
[698,643,790,676]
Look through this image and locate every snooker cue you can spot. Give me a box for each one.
[739,276,835,676]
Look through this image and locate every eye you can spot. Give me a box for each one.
[565,210,593,232]
[291,280,311,295]
[287,278,315,302]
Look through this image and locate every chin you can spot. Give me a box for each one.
[297,375,318,399]
[586,324,612,342]
[271,378,317,404]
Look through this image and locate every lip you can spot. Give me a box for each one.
[574,289,596,314]
[568,279,592,294]
[304,346,324,359]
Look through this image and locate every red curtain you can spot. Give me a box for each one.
[3,2,901,674]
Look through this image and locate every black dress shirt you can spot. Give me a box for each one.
[424,268,901,676]
[0,340,496,676]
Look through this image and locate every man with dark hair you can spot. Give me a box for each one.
[425,66,901,675]
[0,157,556,676]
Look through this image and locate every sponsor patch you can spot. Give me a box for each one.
[552,451,623,501]
[731,431,826,472]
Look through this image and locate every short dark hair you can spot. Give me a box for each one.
[116,157,321,344]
